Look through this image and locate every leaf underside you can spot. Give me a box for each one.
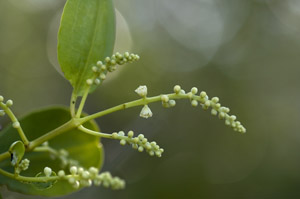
[58,0,116,96]
[0,107,103,196]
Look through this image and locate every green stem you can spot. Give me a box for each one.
[75,86,90,118]
[78,125,113,139]
[0,152,10,163]
[0,167,59,183]
[81,93,190,123]
[0,102,29,146]
[70,91,77,118]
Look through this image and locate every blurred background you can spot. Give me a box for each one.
[0,0,300,198]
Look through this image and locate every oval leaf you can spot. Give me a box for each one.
[58,0,116,96]
[9,141,25,167]
[0,107,103,196]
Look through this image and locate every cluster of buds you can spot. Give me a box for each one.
[173,85,246,133]
[0,95,13,117]
[15,158,30,174]
[86,52,140,86]
[57,166,125,190]
[112,131,164,157]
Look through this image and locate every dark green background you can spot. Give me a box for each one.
[0,0,299,198]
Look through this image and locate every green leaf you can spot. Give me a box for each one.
[8,141,25,167]
[0,107,103,196]
[58,0,116,96]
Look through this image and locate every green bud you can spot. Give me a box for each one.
[191,87,198,95]
[6,100,13,107]
[174,85,181,94]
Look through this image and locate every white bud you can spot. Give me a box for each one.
[73,181,80,189]
[70,166,77,175]
[191,100,198,107]
[6,100,13,107]
[86,79,93,85]
[161,95,169,103]
[44,167,52,177]
[173,85,181,94]
[58,170,65,177]
[135,85,147,97]
[82,171,90,179]
[12,122,20,129]
[140,105,153,119]
[191,87,198,95]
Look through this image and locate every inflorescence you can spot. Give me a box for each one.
[112,131,164,157]
[134,85,246,133]
[86,52,140,86]
[57,166,125,190]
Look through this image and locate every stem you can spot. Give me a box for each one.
[81,93,190,123]
[78,125,113,139]
[0,167,59,182]
[0,102,29,146]
[70,91,77,118]
[0,152,10,163]
[75,86,90,118]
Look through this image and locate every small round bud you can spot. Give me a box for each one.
[0,110,5,117]
[82,171,90,179]
[89,167,99,175]
[138,146,144,152]
[118,131,125,136]
[86,79,93,85]
[78,167,84,174]
[169,100,176,107]
[94,78,101,85]
[173,85,181,94]
[225,120,231,126]
[133,137,139,143]
[44,167,52,177]
[211,109,218,116]
[58,170,65,177]
[97,61,103,66]
[112,132,118,139]
[70,166,77,175]
[124,52,130,57]
[92,66,98,72]
[211,97,219,103]
[149,151,155,156]
[105,57,111,63]
[120,139,126,146]
[73,181,80,189]
[127,131,134,138]
[200,91,207,98]
[0,96,3,102]
[12,122,20,129]
[230,115,237,121]
[99,73,106,80]
[191,100,198,107]
[204,100,211,107]
[161,95,169,103]
[179,89,186,94]
[110,59,116,66]
[191,87,198,95]
[6,100,13,107]
[138,134,144,140]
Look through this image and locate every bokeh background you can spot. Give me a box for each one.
[1,0,300,198]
